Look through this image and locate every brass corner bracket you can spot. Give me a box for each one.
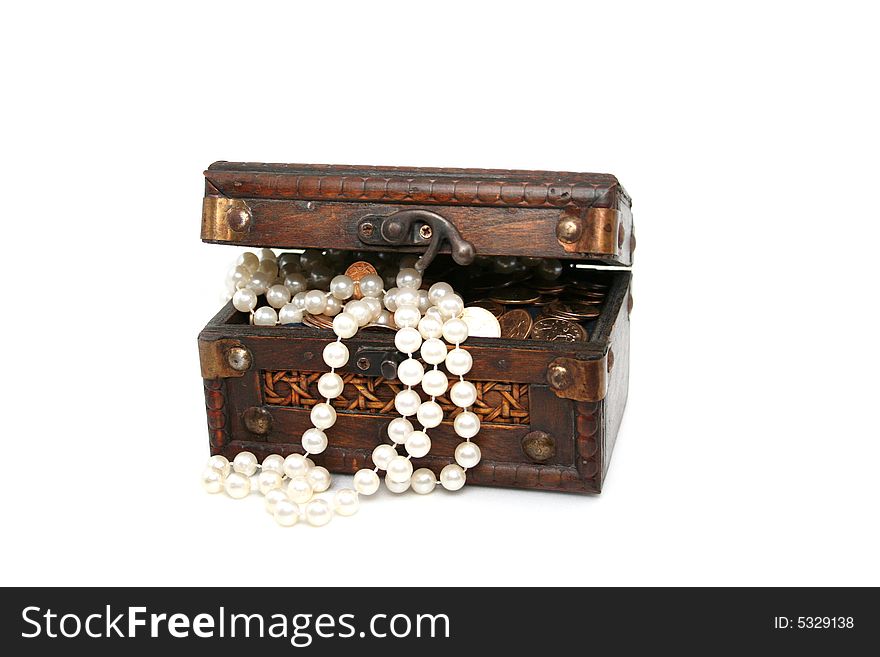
[556,207,622,258]
[546,354,608,402]
[201,196,252,242]
[199,338,252,379]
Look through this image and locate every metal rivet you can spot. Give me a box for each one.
[359,222,374,237]
[522,431,556,463]
[242,406,273,436]
[556,215,582,244]
[617,224,625,249]
[547,363,572,390]
[226,346,252,372]
[418,224,433,240]
[226,206,251,232]
[380,359,398,379]
[356,357,371,371]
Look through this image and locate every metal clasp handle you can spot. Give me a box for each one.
[357,209,476,273]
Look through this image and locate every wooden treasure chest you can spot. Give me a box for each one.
[198,162,634,493]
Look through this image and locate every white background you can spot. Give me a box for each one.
[1,1,877,587]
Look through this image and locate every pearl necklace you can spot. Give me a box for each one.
[203,249,485,526]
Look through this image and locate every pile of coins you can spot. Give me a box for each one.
[229,249,609,342]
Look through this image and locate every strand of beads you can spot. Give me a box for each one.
[201,450,359,527]
[353,274,482,496]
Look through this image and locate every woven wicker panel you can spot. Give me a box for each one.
[263,370,529,425]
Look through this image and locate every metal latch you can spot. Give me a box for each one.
[356,209,476,272]
[353,347,404,379]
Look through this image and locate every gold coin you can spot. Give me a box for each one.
[469,300,505,318]
[489,287,541,305]
[531,317,588,342]
[344,261,379,300]
[499,309,533,340]
[546,300,601,320]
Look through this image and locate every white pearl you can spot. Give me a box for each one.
[394,305,421,329]
[411,468,437,494]
[304,289,327,314]
[442,317,469,344]
[310,403,336,430]
[207,454,231,476]
[453,410,481,439]
[353,468,380,495]
[362,296,383,321]
[257,470,283,495]
[201,467,224,493]
[223,472,251,499]
[394,326,423,354]
[305,499,333,526]
[383,287,399,311]
[330,275,355,300]
[455,441,482,468]
[395,287,419,308]
[324,295,343,317]
[421,369,449,397]
[417,289,431,313]
[284,272,308,294]
[404,431,431,458]
[445,347,472,376]
[260,248,277,262]
[232,288,257,312]
[306,466,332,493]
[292,291,308,310]
[332,313,358,339]
[359,273,384,298]
[273,499,300,526]
[397,358,425,386]
[440,463,467,491]
[258,259,278,277]
[420,338,448,365]
[305,457,316,469]
[386,455,414,483]
[261,454,285,474]
[265,284,290,309]
[287,476,314,504]
[394,388,421,416]
[385,473,411,493]
[278,303,304,324]
[237,251,259,272]
[438,294,464,320]
[449,380,477,408]
[317,372,344,399]
[334,488,359,516]
[246,271,271,295]
[372,444,398,470]
[253,306,278,326]
[302,427,329,453]
[323,341,349,368]
[229,265,251,288]
[232,451,258,476]
[418,315,443,340]
[416,400,444,428]
[345,300,372,326]
[375,309,395,327]
[396,267,422,289]
[387,417,414,443]
[264,488,289,514]
[283,453,311,478]
[428,282,454,306]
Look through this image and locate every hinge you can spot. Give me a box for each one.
[201,197,252,242]
[546,354,608,402]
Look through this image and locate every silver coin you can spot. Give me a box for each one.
[461,306,502,338]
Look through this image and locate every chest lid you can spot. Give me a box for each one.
[202,162,633,267]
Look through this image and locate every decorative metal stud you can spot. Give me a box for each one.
[522,431,556,463]
[242,406,273,436]
[226,346,252,372]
